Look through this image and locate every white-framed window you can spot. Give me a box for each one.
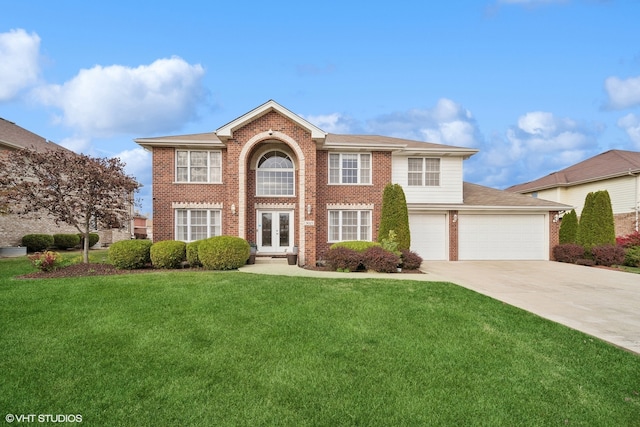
[256,151,295,196]
[328,210,372,242]
[329,153,371,184]
[408,158,440,186]
[176,150,222,183]
[175,209,221,242]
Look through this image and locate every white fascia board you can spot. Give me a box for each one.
[216,100,327,140]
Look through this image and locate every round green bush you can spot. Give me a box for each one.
[53,233,81,250]
[22,234,54,252]
[78,233,100,248]
[624,246,640,267]
[186,240,202,267]
[198,236,250,270]
[150,240,186,269]
[108,239,152,269]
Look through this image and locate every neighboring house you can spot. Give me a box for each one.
[135,100,569,265]
[0,118,133,247]
[507,150,640,236]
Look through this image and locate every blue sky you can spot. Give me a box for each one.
[1,0,639,215]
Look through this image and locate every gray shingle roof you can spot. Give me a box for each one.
[507,150,640,193]
[0,117,69,153]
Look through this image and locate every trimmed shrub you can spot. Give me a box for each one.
[53,233,81,250]
[108,239,152,269]
[553,244,585,264]
[78,233,100,248]
[577,190,615,249]
[378,183,410,250]
[22,234,54,252]
[617,231,640,249]
[198,236,250,270]
[591,244,625,267]
[325,247,363,272]
[559,209,578,244]
[624,246,640,267]
[400,249,423,270]
[186,240,202,267]
[330,241,381,252]
[362,246,401,273]
[150,240,186,269]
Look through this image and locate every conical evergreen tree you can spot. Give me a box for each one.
[559,209,578,244]
[593,190,616,245]
[378,183,411,250]
[577,192,596,249]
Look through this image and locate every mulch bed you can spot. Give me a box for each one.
[18,263,154,279]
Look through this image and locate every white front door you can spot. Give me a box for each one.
[257,210,294,253]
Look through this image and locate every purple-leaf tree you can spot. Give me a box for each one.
[0,148,141,263]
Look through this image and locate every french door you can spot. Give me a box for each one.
[257,210,294,253]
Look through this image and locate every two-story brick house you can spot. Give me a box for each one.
[135,100,569,265]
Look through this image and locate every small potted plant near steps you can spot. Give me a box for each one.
[287,246,298,265]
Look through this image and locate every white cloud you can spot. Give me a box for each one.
[468,111,600,188]
[116,147,152,181]
[33,56,207,137]
[618,113,640,148]
[303,113,356,134]
[59,136,92,153]
[604,75,640,110]
[367,98,481,147]
[0,29,41,101]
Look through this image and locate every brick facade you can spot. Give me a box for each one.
[150,110,391,266]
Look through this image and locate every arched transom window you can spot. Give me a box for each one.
[256,151,294,196]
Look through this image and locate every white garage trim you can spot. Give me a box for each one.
[408,213,448,260]
[458,213,548,260]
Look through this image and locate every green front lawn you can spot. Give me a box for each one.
[1,257,639,426]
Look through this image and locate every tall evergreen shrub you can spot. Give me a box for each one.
[576,192,596,249]
[378,183,410,250]
[577,190,615,249]
[559,209,578,244]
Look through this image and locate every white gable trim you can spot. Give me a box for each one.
[216,100,326,140]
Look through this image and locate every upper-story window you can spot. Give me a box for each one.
[256,151,294,196]
[176,150,222,183]
[329,153,371,184]
[408,158,440,186]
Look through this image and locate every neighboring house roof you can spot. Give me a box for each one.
[507,150,640,193]
[0,117,69,153]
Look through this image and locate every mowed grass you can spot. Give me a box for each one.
[1,257,639,426]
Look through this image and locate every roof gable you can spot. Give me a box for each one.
[215,100,326,140]
[508,150,640,193]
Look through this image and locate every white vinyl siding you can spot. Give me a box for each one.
[393,155,463,204]
[176,209,221,242]
[176,150,222,183]
[328,210,372,242]
[329,153,371,184]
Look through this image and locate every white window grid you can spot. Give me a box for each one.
[328,210,372,242]
[175,209,221,242]
[328,153,371,184]
[176,150,222,183]
[256,151,295,196]
[407,158,440,186]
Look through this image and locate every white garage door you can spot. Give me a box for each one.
[409,214,447,260]
[458,214,547,260]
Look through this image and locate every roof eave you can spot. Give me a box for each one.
[515,169,640,193]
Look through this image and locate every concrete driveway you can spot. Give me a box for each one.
[424,261,640,354]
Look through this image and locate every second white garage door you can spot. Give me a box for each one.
[458,214,547,260]
[408,213,447,260]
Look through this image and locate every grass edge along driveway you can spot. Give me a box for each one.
[1,259,639,426]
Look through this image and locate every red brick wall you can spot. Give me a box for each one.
[315,151,391,260]
[549,211,561,260]
[449,210,459,261]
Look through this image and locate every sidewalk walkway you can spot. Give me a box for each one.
[240,258,640,354]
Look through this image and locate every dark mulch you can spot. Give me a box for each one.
[19,263,154,279]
